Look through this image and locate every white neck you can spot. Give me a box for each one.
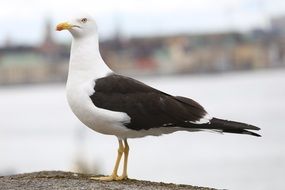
[67,34,112,86]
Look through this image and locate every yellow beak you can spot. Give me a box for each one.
[56,22,72,31]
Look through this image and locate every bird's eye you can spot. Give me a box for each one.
[81,18,88,23]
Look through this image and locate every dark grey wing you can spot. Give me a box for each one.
[90,74,208,130]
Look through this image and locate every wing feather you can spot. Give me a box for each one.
[90,74,207,130]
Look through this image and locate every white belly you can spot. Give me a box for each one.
[66,82,131,138]
[65,80,184,139]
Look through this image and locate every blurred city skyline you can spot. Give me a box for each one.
[1,2,285,189]
[1,0,285,46]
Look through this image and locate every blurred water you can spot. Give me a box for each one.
[0,69,285,190]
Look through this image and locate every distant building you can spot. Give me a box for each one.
[0,19,69,85]
[271,15,285,36]
[0,16,285,85]
[269,15,285,66]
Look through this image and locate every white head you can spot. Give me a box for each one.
[56,14,111,78]
[56,15,97,39]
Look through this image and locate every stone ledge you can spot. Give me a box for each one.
[0,171,218,190]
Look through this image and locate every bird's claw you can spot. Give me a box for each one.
[90,174,128,181]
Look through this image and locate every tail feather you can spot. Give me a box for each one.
[222,128,261,137]
[199,117,261,137]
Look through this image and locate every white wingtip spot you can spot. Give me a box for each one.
[190,114,212,124]
[162,123,173,127]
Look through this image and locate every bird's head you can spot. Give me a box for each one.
[56,14,97,38]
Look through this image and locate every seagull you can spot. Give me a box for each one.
[56,15,260,181]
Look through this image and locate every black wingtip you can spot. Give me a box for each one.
[209,118,261,137]
[247,124,260,131]
[243,130,261,137]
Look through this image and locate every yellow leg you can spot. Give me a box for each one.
[111,140,124,177]
[91,139,124,181]
[116,139,129,180]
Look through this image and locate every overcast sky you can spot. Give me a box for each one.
[0,0,285,46]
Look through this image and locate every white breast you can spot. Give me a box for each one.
[66,33,133,138]
[66,79,131,137]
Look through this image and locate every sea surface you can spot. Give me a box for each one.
[0,69,284,190]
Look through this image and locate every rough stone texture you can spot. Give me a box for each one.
[0,171,218,190]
